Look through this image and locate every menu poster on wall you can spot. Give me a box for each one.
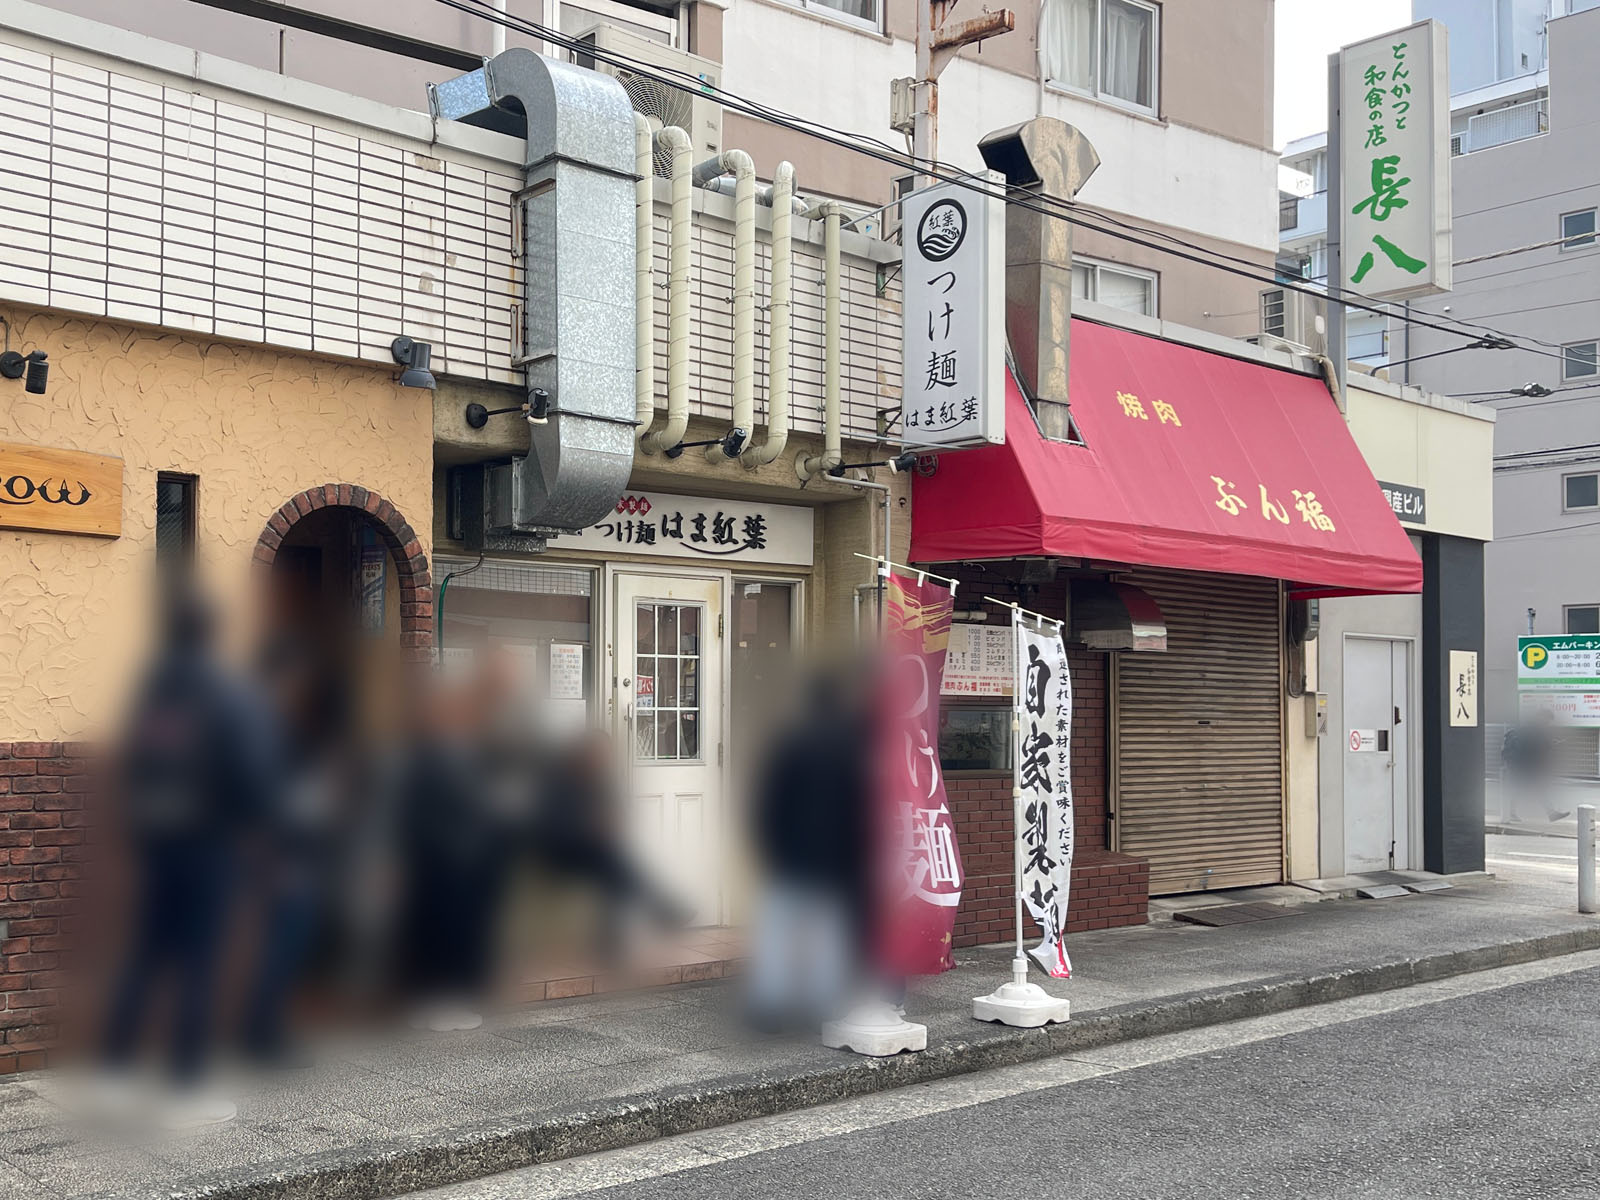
[549,642,585,700]
[942,623,1014,697]
[358,540,387,635]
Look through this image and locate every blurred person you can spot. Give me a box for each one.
[236,620,356,1067]
[395,661,523,1032]
[531,729,690,961]
[1505,709,1571,825]
[99,586,280,1128]
[744,664,874,1032]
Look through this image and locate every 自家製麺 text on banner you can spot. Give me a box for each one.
[1016,618,1074,978]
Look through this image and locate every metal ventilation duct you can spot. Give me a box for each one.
[430,49,637,534]
[977,117,1099,443]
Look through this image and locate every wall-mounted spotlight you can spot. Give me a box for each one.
[665,427,748,460]
[390,336,436,390]
[0,316,47,395]
[464,388,550,430]
[0,350,47,395]
[826,450,921,477]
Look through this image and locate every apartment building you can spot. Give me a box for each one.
[1398,5,1600,770]
[1278,2,1600,771]
[38,0,1281,335]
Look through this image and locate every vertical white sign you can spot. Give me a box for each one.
[1015,617,1074,978]
[1450,649,1478,727]
[1338,20,1451,299]
[900,175,1005,448]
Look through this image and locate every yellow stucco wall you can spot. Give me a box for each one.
[0,306,433,742]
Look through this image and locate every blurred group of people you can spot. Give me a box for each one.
[84,579,908,1132]
[90,586,682,1129]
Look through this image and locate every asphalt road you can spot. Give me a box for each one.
[413,952,1600,1200]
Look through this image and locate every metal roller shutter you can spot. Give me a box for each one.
[1113,569,1284,895]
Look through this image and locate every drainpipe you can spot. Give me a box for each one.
[642,126,693,455]
[744,161,795,468]
[693,150,757,460]
[633,114,658,441]
[848,476,893,627]
[796,202,843,479]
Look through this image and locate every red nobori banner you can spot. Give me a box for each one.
[874,571,963,976]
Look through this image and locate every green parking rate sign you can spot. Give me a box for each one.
[1518,634,1600,690]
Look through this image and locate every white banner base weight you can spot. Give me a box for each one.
[821,1002,928,1056]
[972,959,1071,1027]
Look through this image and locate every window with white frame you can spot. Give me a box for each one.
[1561,208,1597,252]
[1040,0,1159,115]
[1566,605,1600,636]
[773,0,880,32]
[556,0,677,43]
[1565,472,1599,512]
[1071,258,1157,315]
[1562,339,1598,381]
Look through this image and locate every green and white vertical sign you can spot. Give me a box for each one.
[1338,20,1452,299]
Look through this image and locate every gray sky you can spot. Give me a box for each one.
[1275,0,1412,148]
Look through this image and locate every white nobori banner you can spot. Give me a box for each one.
[1015,618,1074,978]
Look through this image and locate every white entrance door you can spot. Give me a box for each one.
[1343,637,1412,872]
[612,571,726,926]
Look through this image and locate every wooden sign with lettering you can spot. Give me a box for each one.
[0,440,123,538]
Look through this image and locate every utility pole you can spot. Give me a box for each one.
[911,0,1015,183]
[1326,50,1347,406]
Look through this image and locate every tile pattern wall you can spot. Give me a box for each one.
[0,35,904,438]
[0,38,521,384]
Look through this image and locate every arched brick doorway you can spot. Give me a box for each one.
[253,483,433,661]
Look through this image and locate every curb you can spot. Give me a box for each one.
[139,925,1600,1200]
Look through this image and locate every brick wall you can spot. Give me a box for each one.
[0,741,88,1074]
[938,570,1149,948]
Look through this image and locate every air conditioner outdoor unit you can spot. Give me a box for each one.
[1259,286,1326,355]
[573,24,722,173]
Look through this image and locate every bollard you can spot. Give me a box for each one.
[1579,805,1597,915]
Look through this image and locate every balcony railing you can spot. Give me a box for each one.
[1452,96,1549,156]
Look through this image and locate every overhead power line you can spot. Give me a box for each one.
[1494,440,1600,462]
[427,0,1577,369]
[1453,230,1597,267]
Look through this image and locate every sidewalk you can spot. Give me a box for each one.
[5,870,1597,1200]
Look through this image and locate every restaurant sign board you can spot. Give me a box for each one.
[899,176,1005,449]
[0,440,122,538]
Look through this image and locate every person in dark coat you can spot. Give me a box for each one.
[744,665,874,1030]
[100,588,280,1127]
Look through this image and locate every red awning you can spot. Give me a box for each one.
[910,320,1422,597]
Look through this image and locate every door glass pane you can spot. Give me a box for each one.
[634,599,703,762]
[658,658,680,707]
[656,710,679,758]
